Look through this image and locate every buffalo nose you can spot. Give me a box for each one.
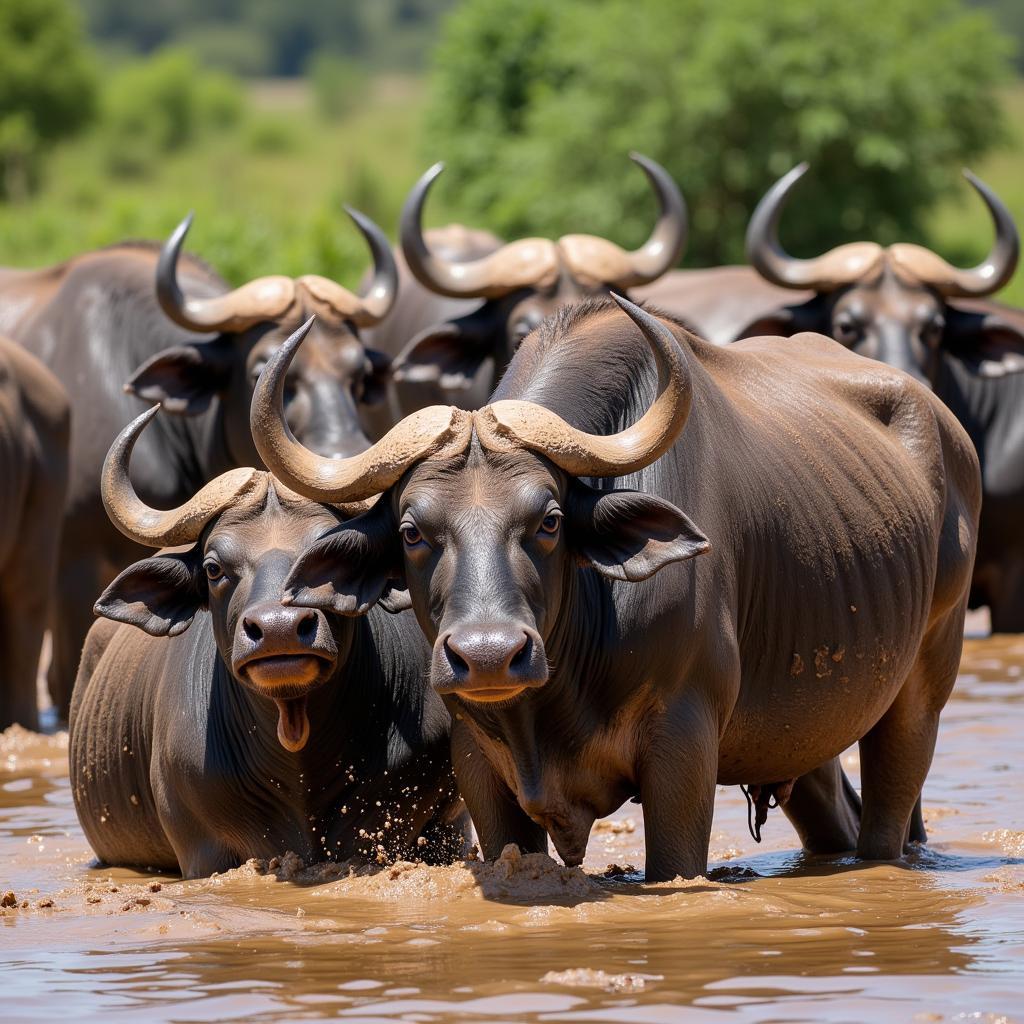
[438,624,550,693]
[242,602,318,647]
[445,626,529,679]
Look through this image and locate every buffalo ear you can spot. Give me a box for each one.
[733,295,827,341]
[94,548,205,637]
[125,341,234,415]
[391,306,496,391]
[360,347,392,407]
[284,500,404,616]
[946,303,1024,377]
[568,483,710,583]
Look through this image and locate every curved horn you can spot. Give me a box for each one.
[251,318,473,503]
[157,213,295,333]
[399,162,558,299]
[475,294,691,477]
[559,153,688,289]
[102,405,262,547]
[889,171,1019,297]
[295,206,398,325]
[745,164,884,290]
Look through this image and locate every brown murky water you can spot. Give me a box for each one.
[2,631,1022,1023]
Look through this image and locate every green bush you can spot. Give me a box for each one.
[100,48,243,178]
[0,0,97,200]
[426,0,1013,265]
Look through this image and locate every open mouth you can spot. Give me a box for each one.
[455,685,530,704]
[240,654,330,753]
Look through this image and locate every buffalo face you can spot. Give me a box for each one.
[744,164,1022,388]
[824,270,946,385]
[284,448,706,704]
[126,208,396,466]
[94,410,353,752]
[259,300,708,705]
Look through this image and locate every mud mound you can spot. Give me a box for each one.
[224,844,607,903]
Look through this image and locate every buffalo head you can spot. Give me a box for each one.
[125,208,398,462]
[391,154,687,397]
[252,302,708,705]
[743,164,1024,385]
[93,403,400,752]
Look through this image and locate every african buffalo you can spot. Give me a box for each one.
[374,153,687,410]
[253,296,979,882]
[70,402,466,878]
[0,209,397,716]
[646,166,1024,631]
[0,337,68,729]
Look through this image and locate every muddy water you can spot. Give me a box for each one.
[2,634,1022,1023]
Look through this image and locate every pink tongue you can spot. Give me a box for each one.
[274,697,310,752]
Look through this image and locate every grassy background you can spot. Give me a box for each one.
[2,76,1023,305]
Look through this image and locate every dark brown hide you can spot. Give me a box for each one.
[0,220,394,716]
[280,301,979,881]
[71,470,464,877]
[0,337,68,728]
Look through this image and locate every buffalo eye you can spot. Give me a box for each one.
[249,360,268,385]
[204,559,225,582]
[833,313,863,346]
[400,523,424,547]
[538,512,561,536]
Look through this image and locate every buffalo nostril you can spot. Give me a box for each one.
[444,636,470,678]
[242,617,263,643]
[296,610,317,642]
[508,633,530,672]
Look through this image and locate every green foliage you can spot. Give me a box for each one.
[99,48,243,178]
[307,53,370,122]
[426,0,1013,266]
[0,0,97,199]
[0,77,427,290]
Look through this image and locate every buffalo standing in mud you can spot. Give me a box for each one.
[372,153,687,410]
[70,404,466,878]
[0,338,68,729]
[643,167,1024,631]
[253,296,979,882]
[0,209,397,715]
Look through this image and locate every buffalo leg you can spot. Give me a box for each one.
[48,552,105,722]
[0,590,44,730]
[856,607,962,861]
[782,757,860,854]
[450,718,547,859]
[908,794,927,846]
[987,553,1024,633]
[640,702,718,882]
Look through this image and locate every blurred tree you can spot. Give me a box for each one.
[100,48,243,178]
[0,0,97,200]
[425,0,1013,266]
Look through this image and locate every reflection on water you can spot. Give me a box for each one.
[1,635,1022,1023]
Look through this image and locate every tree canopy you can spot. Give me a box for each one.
[0,0,97,198]
[425,0,1013,265]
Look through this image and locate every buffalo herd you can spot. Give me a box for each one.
[0,154,1019,880]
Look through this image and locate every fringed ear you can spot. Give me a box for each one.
[94,548,205,636]
[391,304,500,391]
[284,499,404,616]
[125,341,234,415]
[945,303,1024,377]
[568,482,710,582]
